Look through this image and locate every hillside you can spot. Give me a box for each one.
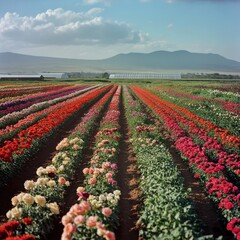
[0,50,240,73]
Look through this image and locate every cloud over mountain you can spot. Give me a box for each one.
[0,8,149,46]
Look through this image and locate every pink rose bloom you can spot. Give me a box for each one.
[64,223,76,235]
[88,178,97,185]
[74,215,85,225]
[96,222,105,230]
[90,160,97,165]
[61,232,71,240]
[104,231,116,240]
[83,168,89,174]
[107,178,117,185]
[80,200,91,211]
[102,207,112,217]
[70,204,85,216]
[58,177,66,185]
[94,169,101,175]
[106,172,114,179]
[108,178,114,184]
[111,179,117,186]
[102,162,111,170]
[86,216,98,228]
[77,192,90,200]
[62,215,72,226]
[111,163,117,169]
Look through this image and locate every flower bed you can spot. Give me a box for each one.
[0,86,95,145]
[0,86,110,190]
[0,85,86,115]
[131,85,240,239]
[61,86,122,240]
[0,85,116,239]
[150,85,240,135]
[124,86,205,239]
[0,84,66,103]
[0,85,93,129]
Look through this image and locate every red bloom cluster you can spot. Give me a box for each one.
[227,218,240,239]
[0,220,35,240]
[0,86,110,162]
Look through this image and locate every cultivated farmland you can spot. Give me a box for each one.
[0,80,239,240]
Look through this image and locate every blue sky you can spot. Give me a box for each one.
[0,0,239,61]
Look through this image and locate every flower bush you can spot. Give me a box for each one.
[0,85,116,239]
[60,86,122,239]
[124,86,205,239]
[61,189,120,240]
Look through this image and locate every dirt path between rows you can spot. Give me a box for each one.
[0,93,106,223]
[116,92,140,240]
[47,91,114,239]
[47,123,102,240]
[157,125,233,239]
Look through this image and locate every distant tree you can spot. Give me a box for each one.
[102,72,109,79]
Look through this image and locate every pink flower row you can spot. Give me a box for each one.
[61,86,122,240]
[131,86,240,239]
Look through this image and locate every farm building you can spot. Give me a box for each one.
[109,73,181,79]
[0,74,44,81]
[39,72,68,79]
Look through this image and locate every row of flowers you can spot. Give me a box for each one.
[150,85,240,136]
[134,86,240,179]
[0,85,89,117]
[0,86,94,145]
[0,85,75,109]
[0,86,110,190]
[124,86,206,239]
[147,86,240,151]
[0,85,93,129]
[0,85,116,239]
[131,86,240,239]
[0,84,66,104]
[61,86,122,240]
[148,86,240,179]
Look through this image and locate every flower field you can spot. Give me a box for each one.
[0,81,239,240]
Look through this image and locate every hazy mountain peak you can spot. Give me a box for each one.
[0,50,239,73]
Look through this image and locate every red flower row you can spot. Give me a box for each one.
[131,85,240,239]
[0,219,35,240]
[0,86,110,162]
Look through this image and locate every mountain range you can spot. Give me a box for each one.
[0,50,240,73]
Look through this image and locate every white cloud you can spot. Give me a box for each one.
[167,23,174,28]
[0,8,149,46]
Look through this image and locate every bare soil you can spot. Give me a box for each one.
[115,92,141,240]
